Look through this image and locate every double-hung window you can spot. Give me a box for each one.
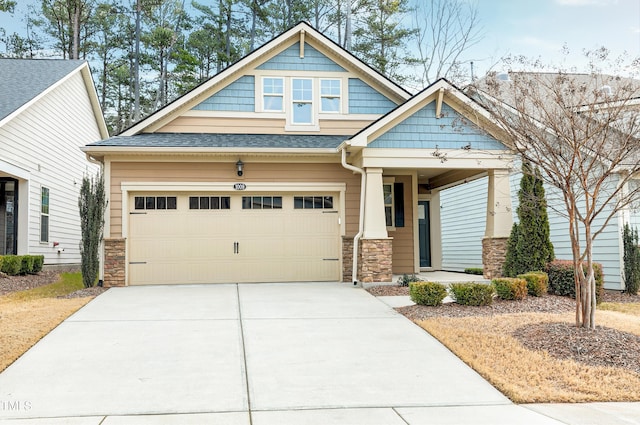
[263,77,284,112]
[40,187,49,243]
[320,79,341,113]
[291,78,313,124]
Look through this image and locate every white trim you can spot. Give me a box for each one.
[181,109,380,120]
[0,159,30,180]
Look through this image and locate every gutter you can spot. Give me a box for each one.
[340,146,365,286]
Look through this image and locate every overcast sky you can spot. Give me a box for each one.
[466,0,640,75]
[1,0,639,77]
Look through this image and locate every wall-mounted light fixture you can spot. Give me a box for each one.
[236,159,244,177]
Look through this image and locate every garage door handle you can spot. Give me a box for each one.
[323,258,339,261]
[234,241,239,254]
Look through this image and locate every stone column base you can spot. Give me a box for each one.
[104,238,126,287]
[482,237,508,280]
[358,238,393,283]
[342,236,354,283]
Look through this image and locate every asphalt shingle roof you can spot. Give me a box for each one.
[0,58,85,122]
[87,133,348,149]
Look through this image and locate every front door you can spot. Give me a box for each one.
[0,178,18,255]
[418,201,431,268]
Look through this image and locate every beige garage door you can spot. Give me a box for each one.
[127,193,341,285]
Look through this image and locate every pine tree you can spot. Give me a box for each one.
[503,163,555,277]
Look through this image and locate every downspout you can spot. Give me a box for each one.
[341,146,366,286]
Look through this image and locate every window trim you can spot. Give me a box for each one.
[40,187,49,243]
[319,78,341,114]
[383,178,395,230]
[262,76,284,112]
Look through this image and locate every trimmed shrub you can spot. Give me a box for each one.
[546,260,604,303]
[464,267,484,275]
[518,271,549,297]
[397,273,421,287]
[31,255,44,274]
[20,255,35,275]
[449,282,494,306]
[0,256,3,272]
[492,277,527,300]
[1,255,22,276]
[622,223,640,295]
[409,281,448,306]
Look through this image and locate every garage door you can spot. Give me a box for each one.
[127,193,341,285]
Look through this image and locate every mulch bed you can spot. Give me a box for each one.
[0,269,108,298]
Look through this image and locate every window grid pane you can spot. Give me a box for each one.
[294,196,334,209]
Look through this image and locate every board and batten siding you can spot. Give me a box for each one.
[440,177,487,271]
[191,76,255,112]
[108,161,361,238]
[0,69,101,264]
[256,42,346,72]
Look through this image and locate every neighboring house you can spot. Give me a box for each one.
[83,22,515,287]
[440,72,640,290]
[0,59,108,265]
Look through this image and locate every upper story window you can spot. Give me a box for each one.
[263,77,284,112]
[292,78,313,124]
[320,79,341,113]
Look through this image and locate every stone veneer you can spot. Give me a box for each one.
[358,238,393,283]
[342,236,354,283]
[482,237,508,279]
[104,238,126,287]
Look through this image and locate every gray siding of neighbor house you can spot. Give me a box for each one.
[440,171,624,289]
[440,177,487,271]
[191,76,255,112]
[256,42,346,72]
[369,103,508,150]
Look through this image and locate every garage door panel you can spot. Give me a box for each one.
[128,193,341,285]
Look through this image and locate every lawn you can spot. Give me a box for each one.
[413,303,640,403]
[0,272,97,372]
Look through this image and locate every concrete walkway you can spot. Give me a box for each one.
[0,282,637,424]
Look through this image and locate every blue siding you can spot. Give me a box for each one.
[440,177,487,271]
[370,103,508,150]
[257,43,345,72]
[348,78,397,114]
[192,76,255,112]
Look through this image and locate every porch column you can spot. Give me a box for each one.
[362,168,388,239]
[359,167,392,282]
[483,169,512,279]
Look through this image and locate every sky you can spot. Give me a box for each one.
[1,0,639,78]
[465,0,640,76]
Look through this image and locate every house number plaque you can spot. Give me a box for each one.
[233,183,247,190]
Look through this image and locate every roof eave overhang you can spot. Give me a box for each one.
[81,146,340,157]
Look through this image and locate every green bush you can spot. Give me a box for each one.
[31,255,44,274]
[409,281,448,306]
[1,255,22,276]
[464,267,484,275]
[449,282,494,306]
[397,273,421,287]
[492,277,527,300]
[20,255,35,275]
[546,260,604,303]
[518,271,549,297]
[622,224,640,295]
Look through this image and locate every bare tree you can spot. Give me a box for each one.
[471,49,640,329]
[411,0,483,88]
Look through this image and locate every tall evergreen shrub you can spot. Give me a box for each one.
[622,223,640,295]
[503,163,555,277]
[78,173,106,288]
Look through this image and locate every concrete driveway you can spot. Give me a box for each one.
[0,283,568,424]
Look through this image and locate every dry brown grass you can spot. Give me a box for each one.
[0,297,93,372]
[417,310,640,403]
[599,302,640,316]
